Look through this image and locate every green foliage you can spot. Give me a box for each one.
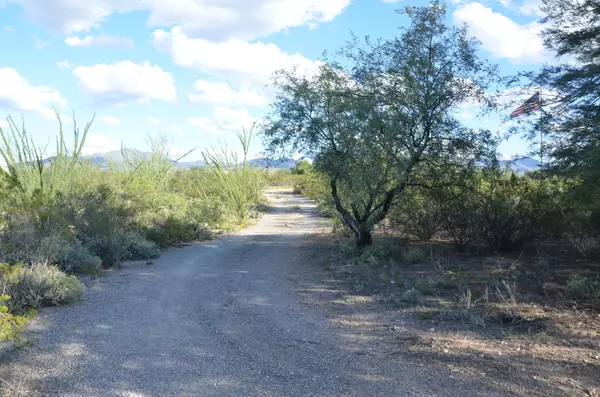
[7,264,84,314]
[262,169,303,187]
[389,189,442,241]
[0,263,32,341]
[202,125,264,222]
[0,112,263,276]
[118,233,160,260]
[55,239,102,274]
[291,160,313,175]
[566,275,600,301]
[262,1,498,246]
[0,111,91,201]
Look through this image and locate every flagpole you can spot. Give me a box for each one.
[539,86,543,173]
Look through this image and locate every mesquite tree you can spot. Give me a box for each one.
[262,1,497,246]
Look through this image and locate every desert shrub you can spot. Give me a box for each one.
[7,264,84,313]
[202,125,264,222]
[389,189,442,241]
[195,224,215,240]
[0,263,32,340]
[189,198,229,229]
[401,287,422,303]
[262,169,303,187]
[414,279,436,295]
[144,227,170,248]
[145,217,197,248]
[435,167,556,252]
[118,233,160,260]
[164,217,197,244]
[566,275,600,301]
[354,243,392,266]
[476,170,539,252]
[55,239,102,274]
[433,179,481,252]
[403,246,425,263]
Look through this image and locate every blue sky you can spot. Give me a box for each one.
[0,0,549,161]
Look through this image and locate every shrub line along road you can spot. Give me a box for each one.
[1,190,508,397]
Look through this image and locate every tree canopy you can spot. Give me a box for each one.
[262,1,498,246]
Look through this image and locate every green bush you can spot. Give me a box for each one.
[475,170,539,252]
[164,217,197,244]
[56,239,102,274]
[389,189,442,241]
[566,275,600,301]
[7,264,84,313]
[0,263,32,341]
[119,233,160,260]
[145,227,170,248]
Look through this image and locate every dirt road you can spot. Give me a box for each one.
[1,190,509,396]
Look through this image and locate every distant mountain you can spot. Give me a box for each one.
[497,157,541,174]
[177,160,206,169]
[38,151,540,174]
[245,158,298,169]
[38,151,304,171]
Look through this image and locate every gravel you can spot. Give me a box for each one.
[0,190,505,397]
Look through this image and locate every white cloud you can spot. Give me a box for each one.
[72,61,177,106]
[519,0,542,16]
[458,110,474,120]
[145,116,162,125]
[188,79,269,108]
[57,60,76,70]
[382,0,401,3]
[9,0,122,35]
[34,36,50,49]
[0,67,67,120]
[0,119,8,128]
[170,123,184,137]
[65,33,134,49]
[453,2,548,63]
[100,115,121,125]
[187,106,256,135]
[9,0,349,40]
[4,26,14,32]
[152,27,319,86]
[82,133,120,155]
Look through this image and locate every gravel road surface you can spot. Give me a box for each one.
[1,190,507,397]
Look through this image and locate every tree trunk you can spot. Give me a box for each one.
[330,177,374,247]
[356,228,373,247]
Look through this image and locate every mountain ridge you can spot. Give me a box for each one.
[36,151,541,173]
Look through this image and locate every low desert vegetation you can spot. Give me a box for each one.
[0,116,265,340]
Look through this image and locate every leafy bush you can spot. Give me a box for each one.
[144,227,170,248]
[119,233,160,260]
[0,263,32,341]
[476,170,539,252]
[56,239,102,274]
[566,275,600,301]
[389,189,442,241]
[7,264,84,313]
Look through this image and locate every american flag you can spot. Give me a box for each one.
[510,92,541,118]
